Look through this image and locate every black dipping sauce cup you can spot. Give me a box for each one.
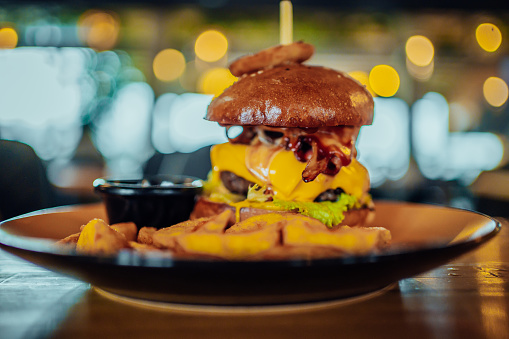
[93,175,203,230]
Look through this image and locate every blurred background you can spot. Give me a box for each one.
[0,0,508,220]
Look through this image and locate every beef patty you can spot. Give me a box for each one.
[219,170,343,202]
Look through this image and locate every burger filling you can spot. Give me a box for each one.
[203,126,372,226]
[220,170,346,203]
[228,126,358,182]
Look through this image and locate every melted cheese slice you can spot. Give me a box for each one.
[210,142,370,202]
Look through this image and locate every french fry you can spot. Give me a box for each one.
[58,211,391,260]
[152,217,211,249]
[111,222,137,242]
[175,226,279,260]
[174,210,279,259]
[55,232,81,247]
[128,241,162,253]
[283,220,391,255]
[137,227,157,245]
[76,219,129,255]
[195,210,233,233]
[225,213,286,233]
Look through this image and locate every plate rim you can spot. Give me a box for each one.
[0,201,501,270]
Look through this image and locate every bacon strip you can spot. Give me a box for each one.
[302,140,329,182]
[227,126,359,182]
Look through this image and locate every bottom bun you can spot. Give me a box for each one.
[190,196,375,228]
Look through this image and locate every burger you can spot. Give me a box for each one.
[191,42,374,228]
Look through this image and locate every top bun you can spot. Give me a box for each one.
[206,63,374,128]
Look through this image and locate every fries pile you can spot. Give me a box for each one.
[57,210,391,260]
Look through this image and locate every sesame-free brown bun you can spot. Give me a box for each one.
[206,63,374,128]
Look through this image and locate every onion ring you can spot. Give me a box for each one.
[229,41,314,77]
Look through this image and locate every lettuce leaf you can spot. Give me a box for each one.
[272,193,357,227]
[205,177,359,227]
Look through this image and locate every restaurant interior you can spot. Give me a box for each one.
[0,0,508,221]
[1,2,509,338]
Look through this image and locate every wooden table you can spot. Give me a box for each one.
[1,219,508,339]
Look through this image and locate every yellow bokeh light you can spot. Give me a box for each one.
[0,27,18,49]
[406,35,434,67]
[369,65,400,97]
[198,67,237,97]
[153,49,186,82]
[483,77,508,107]
[476,23,502,52]
[195,30,228,63]
[348,71,375,97]
[78,10,120,51]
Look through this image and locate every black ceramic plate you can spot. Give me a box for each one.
[0,201,500,306]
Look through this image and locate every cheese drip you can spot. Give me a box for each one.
[210,142,370,203]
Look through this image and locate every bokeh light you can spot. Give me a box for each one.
[1,7,508,198]
[166,93,226,153]
[483,77,509,107]
[78,10,120,51]
[476,23,502,52]
[412,92,450,180]
[406,35,434,67]
[369,65,400,97]
[27,25,62,46]
[348,70,375,96]
[0,27,18,49]
[153,49,186,82]
[198,67,237,97]
[406,57,434,81]
[93,82,155,177]
[357,97,410,187]
[195,30,228,62]
[0,47,88,161]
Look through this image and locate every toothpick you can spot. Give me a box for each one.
[280,1,293,45]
